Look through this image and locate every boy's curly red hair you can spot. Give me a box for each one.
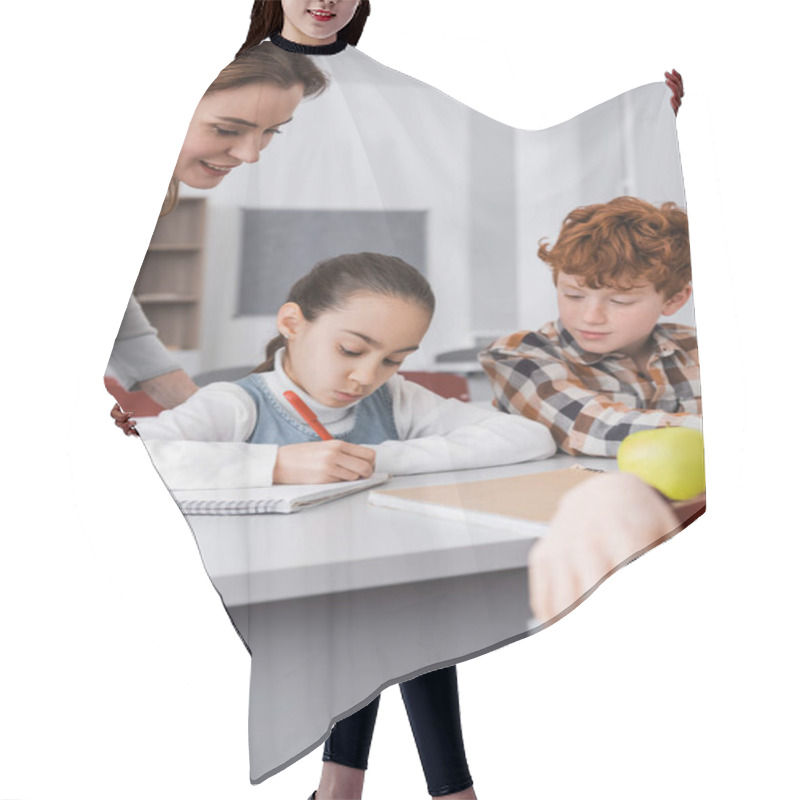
[538,196,691,298]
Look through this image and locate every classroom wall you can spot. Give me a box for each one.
[182,63,693,379]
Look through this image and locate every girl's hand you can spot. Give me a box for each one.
[110,403,139,436]
[273,440,376,484]
[665,69,684,115]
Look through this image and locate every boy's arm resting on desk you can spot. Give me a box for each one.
[136,383,279,490]
[372,375,557,475]
[479,347,702,457]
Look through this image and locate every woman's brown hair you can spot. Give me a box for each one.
[237,1,371,57]
[253,252,435,373]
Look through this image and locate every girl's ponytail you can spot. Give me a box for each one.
[252,333,286,373]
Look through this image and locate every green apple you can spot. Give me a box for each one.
[617,427,705,501]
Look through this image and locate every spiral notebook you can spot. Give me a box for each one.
[173,472,390,516]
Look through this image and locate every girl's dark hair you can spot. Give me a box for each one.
[237,0,371,57]
[254,252,435,372]
[162,41,328,216]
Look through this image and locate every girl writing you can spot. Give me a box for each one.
[136,252,556,800]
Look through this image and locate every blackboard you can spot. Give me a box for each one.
[238,209,428,316]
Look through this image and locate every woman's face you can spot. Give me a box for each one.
[174,81,305,189]
[281,0,361,46]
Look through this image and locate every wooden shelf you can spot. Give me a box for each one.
[133,197,207,350]
[147,244,203,252]
[138,293,199,304]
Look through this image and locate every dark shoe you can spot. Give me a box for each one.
[307,793,316,800]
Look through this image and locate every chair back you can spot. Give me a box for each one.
[193,365,252,387]
[399,371,470,402]
[104,376,165,417]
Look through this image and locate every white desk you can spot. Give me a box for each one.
[191,455,605,607]
[186,455,611,783]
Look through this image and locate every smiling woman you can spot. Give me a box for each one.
[106,42,327,418]
[165,42,328,210]
[173,81,304,191]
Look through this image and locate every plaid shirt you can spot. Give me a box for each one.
[479,321,702,457]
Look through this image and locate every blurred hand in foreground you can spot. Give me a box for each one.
[529,472,681,623]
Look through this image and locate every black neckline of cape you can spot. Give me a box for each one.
[270,32,348,55]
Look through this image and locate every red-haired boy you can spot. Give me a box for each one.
[480,196,701,457]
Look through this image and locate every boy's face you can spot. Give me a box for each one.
[556,273,691,360]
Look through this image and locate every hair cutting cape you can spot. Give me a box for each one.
[107,39,702,783]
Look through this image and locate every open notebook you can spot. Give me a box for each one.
[173,472,390,516]
[368,467,602,533]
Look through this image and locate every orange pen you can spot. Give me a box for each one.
[283,390,334,441]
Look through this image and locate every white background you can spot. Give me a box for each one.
[2,1,797,798]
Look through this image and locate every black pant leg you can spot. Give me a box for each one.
[322,695,381,771]
[400,666,474,797]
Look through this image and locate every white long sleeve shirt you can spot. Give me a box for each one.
[137,352,556,490]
